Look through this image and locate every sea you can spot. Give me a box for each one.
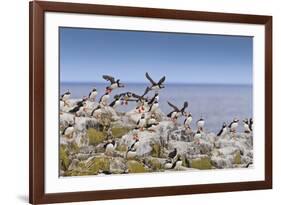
[60,82,253,133]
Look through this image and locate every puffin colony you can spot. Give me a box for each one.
[59,73,253,176]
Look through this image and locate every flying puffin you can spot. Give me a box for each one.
[61,90,71,101]
[104,140,117,154]
[102,75,124,90]
[243,119,251,133]
[148,100,159,113]
[88,88,98,101]
[145,72,166,91]
[109,95,121,108]
[120,92,133,105]
[148,92,159,105]
[136,114,146,130]
[168,148,177,160]
[167,101,188,120]
[183,112,192,128]
[196,118,205,131]
[99,87,111,106]
[229,118,239,132]
[217,122,228,137]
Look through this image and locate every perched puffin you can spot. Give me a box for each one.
[102,75,124,90]
[196,118,205,131]
[91,105,102,118]
[104,140,117,154]
[61,123,75,138]
[164,157,182,170]
[69,103,86,116]
[88,88,98,101]
[109,95,121,108]
[147,113,157,125]
[194,129,202,143]
[76,97,88,107]
[243,119,251,133]
[168,148,177,160]
[249,118,253,131]
[148,100,159,113]
[136,114,146,130]
[145,122,159,131]
[217,122,228,137]
[61,90,71,101]
[99,87,111,106]
[145,72,165,91]
[184,112,192,128]
[126,136,140,159]
[229,118,239,132]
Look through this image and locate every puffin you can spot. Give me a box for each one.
[76,96,88,107]
[99,87,111,106]
[102,75,124,90]
[148,93,159,105]
[243,119,251,133]
[168,148,177,160]
[91,105,102,118]
[229,118,239,132]
[88,88,98,101]
[148,100,159,113]
[147,113,157,125]
[126,136,140,159]
[61,123,75,138]
[109,95,121,108]
[164,157,182,170]
[145,72,166,91]
[194,129,202,143]
[145,122,159,131]
[217,122,228,137]
[196,118,205,131]
[61,90,71,101]
[136,114,146,130]
[69,103,86,116]
[104,140,117,154]
[249,118,253,131]
[184,112,192,128]
[167,101,188,120]
[120,92,133,105]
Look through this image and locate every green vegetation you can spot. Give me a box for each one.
[87,128,106,146]
[127,160,147,173]
[111,127,131,138]
[60,145,70,171]
[234,151,241,164]
[190,157,212,170]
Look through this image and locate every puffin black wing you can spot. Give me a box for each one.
[109,100,116,107]
[61,126,68,135]
[102,75,115,84]
[145,72,156,85]
[180,101,188,112]
[168,149,177,159]
[69,105,80,113]
[167,101,180,111]
[158,76,166,84]
[217,128,223,136]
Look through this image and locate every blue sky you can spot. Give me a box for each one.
[60,27,253,84]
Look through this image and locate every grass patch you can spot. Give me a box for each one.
[87,128,106,146]
[190,157,212,170]
[127,160,147,173]
[234,151,241,164]
[111,127,131,138]
[60,145,70,171]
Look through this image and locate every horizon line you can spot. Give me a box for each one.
[61,81,252,86]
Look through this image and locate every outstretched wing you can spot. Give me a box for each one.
[180,101,188,112]
[102,75,115,84]
[167,101,180,111]
[158,76,166,84]
[145,72,156,85]
[142,86,150,97]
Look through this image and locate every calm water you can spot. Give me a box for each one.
[61,83,252,133]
